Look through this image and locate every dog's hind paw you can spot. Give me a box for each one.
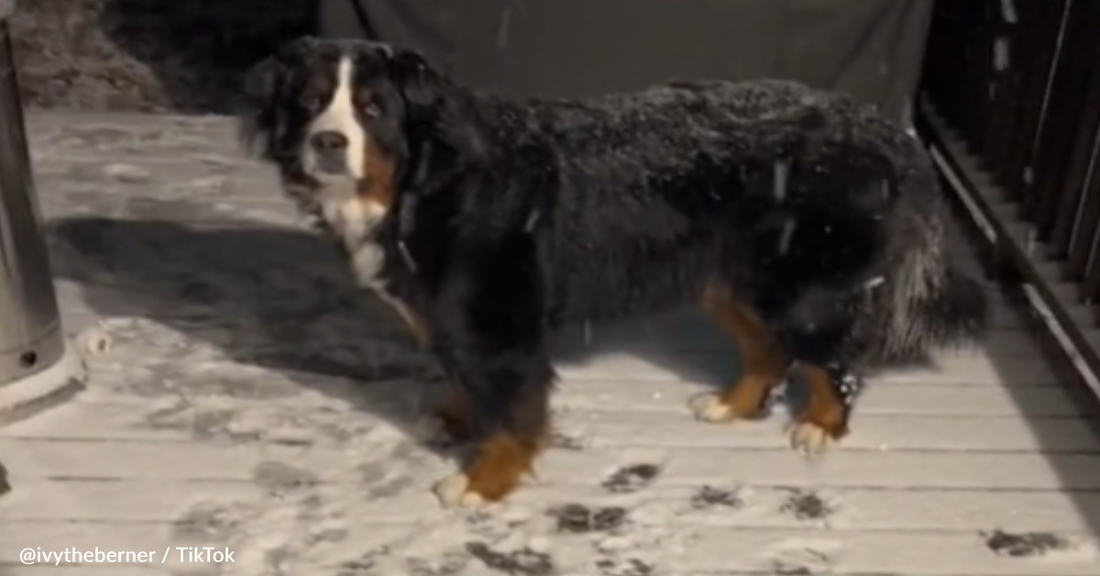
[788,422,835,455]
[433,473,489,508]
[689,393,739,423]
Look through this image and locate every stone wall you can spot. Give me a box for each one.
[9,0,311,112]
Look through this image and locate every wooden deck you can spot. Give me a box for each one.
[1,113,1099,575]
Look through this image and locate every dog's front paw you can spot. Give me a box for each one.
[689,393,739,423]
[788,421,838,455]
[786,363,855,455]
[432,472,490,508]
[432,465,529,509]
[432,434,535,508]
[689,374,780,424]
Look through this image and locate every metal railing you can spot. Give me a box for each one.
[923,0,1100,311]
[919,0,1100,398]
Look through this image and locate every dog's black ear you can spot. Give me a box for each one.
[386,48,488,169]
[385,48,445,121]
[238,55,282,158]
[238,55,289,160]
[238,37,317,160]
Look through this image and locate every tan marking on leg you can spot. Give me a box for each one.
[789,363,850,454]
[433,382,551,507]
[693,283,788,422]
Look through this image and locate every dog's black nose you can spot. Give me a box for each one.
[311,131,348,153]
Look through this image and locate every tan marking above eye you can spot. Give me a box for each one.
[352,88,373,103]
[353,90,381,116]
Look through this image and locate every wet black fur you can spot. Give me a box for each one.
[239,38,989,447]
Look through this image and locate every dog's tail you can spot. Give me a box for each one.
[869,244,989,363]
[861,152,990,363]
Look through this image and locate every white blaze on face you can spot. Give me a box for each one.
[300,55,389,290]
[285,51,414,339]
[304,55,367,180]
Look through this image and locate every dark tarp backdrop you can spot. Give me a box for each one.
[11,0,932,122]
[321,0,934,126]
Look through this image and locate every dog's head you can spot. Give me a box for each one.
[238,37,484,227]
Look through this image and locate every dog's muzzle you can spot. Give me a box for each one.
[309,130,351,174]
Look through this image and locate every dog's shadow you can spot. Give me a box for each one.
[48,216,737,443]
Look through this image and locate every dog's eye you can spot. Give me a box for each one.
[301,94,323,110]
[362,101,381,118]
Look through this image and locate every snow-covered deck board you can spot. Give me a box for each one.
[1,113,1098,575]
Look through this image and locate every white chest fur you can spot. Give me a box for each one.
[313,184,421,338]
[315,182,388,290]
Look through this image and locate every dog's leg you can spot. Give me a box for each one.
[773,292,864,455]
[691,283,788,423]
[427,238,554,507]
[431,356,553,508]
[786,360,861,454]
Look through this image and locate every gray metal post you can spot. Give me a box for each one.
[0,0,84,429]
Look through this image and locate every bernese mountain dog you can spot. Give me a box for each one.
[238,37,989,507]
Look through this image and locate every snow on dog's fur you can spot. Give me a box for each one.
[239,37,989,507]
